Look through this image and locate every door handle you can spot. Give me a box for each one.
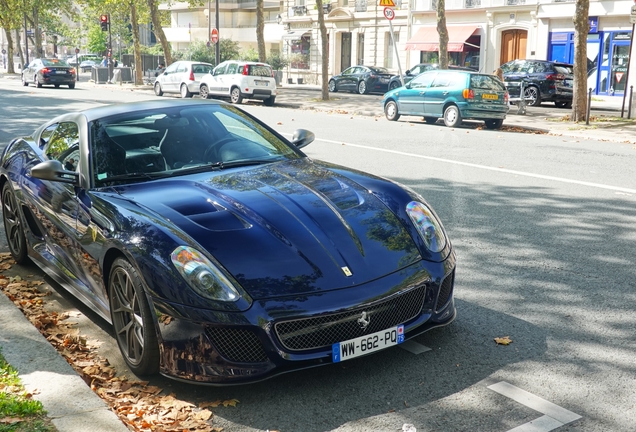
[419,91,426,95]
[443,91,449,95]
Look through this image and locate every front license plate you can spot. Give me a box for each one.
[482,94,498,100]
[255,80,269,86]
[332,325,404,363]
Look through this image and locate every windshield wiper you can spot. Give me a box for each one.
[213,159,280,169]
[101,172,163,183]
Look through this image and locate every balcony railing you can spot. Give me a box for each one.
[465,0,481,8]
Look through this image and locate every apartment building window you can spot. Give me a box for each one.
[384,32,399,69]
[357,34,365,65]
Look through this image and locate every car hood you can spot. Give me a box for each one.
[116,159,421,299]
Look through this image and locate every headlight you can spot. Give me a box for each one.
[171,246,240,302]
[406,201,447,253]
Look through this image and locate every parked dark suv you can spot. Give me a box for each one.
[388,63,476,90]
[500,59,573,108]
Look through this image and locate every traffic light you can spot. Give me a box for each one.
[100,14,109,31]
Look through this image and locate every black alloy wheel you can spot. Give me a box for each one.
[524,86,541,107]
[109,258,160,376]
[2,183,28,264]
[358,81,368,95]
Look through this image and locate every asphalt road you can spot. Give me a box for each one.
[0,80,635,432]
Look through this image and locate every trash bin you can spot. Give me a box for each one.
[92,67,110,84]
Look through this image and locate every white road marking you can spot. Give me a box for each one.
[313,138,636,195]
[399,340,432,355]
[488,381,582,432]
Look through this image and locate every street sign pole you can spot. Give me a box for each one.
[383,6,404,86]
[215,0,220,65]
[620,22,634,117]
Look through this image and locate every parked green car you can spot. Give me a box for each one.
[383,70,509,129]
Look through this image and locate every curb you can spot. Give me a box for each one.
[0,290,128,432]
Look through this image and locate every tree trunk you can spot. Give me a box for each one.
[316,0,329,100]
[15,28,24,69]
[571,0,590,122]
[256,0,265,62]
[31,7,41,57]
[130,1,143,85]
[147,0,172,65]
[436,0,448,69]
[6,30,15,73]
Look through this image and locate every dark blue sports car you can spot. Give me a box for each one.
[1,99,456,384]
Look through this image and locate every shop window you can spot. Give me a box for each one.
[289,36,310,70]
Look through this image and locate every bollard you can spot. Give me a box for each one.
[585,88,592,125]
[629,86,633,120]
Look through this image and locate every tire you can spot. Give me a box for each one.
[68,83,75,89]
[199,84,210,99]
[524,86,541,107]
[180,83,192,98]
[22,75,29,87]
[424,117,437,124]
[109,257,160,376]
[384,101,400,121]
[154,82,163,96]
[443,105,462,128]
[34,75,42,88]
[230,87,243,104]
[264,96,276,106]
[328,80,337,92]
[555,101,571,108]
[389,81,400,90]
[2,183,28,265]
[484,119,504,129]
[358,81,368,95]
[54,84,60,88]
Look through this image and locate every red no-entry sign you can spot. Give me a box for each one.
[211,28,219,44]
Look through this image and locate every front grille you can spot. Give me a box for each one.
[435,272,454,311]
[275,285,426,352]
[205,327,268,363]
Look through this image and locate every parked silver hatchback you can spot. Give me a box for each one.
[199,60,277,106]
[154,61,214,98]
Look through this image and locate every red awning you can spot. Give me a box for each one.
[405,25,479,52]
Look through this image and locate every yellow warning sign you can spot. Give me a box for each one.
[379,0,395,6]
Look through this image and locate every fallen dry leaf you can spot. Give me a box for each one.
[494,336,513,345]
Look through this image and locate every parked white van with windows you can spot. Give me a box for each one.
[199,61,277,106]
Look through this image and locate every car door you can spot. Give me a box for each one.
[396,71,436,115]
[423,71,465,117]
[161,62,179,93]
[338,67,356,91]
[223,62,239,96]
[207,62,228,96]
[21,121,86,284]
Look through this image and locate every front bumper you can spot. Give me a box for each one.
[150,253,457,385]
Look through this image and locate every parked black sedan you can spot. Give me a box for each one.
[388,64,476,90]
[21,58,76,89]
[1,99,456,385]
[500,59,573,107]
[328,65,393,94]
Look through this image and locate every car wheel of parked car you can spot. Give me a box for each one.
[389,81,400,90]
[68,83,75,89]
[384,101,400,121]
[264,96,276,106]
[555,101,572,108]
[358,81,368,95]
[199,84,210,99]
[180,84,193,98]
[484,119,504,130]
[328,80,337,92]
[34,75,42,88]
[21,75,29,87]
[524,86,541,107]
[2,183,28,265]
[443,105,462,128]
[230,87,243,104]
[424,117,437,124]
[154,82,163,96]
[109,257,160,376]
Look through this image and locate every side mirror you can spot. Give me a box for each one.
[406,70,412,76]
[29,160,79,185]
[405,82,412,89]
[291,129,315,149]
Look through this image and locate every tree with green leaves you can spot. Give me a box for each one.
[0,0,23,73]
[572,0,590,122]
[436,0,449,69]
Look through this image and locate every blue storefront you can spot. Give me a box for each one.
[548,19,631,97]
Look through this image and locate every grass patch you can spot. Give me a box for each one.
[0,349,55,432]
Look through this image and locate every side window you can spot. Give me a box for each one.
[342,67,354,75]
[410,72,436,89]
[430,72,453,88]
[213,63,228,76]
[227,63,238,75]
[176,63,188,73]
[44,122,79,167]
[164,63,178,74]
[39,124,58,149]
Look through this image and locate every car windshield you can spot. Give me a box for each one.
[90,104,301,187]
[42,59,70,67]
[369,66,390,74]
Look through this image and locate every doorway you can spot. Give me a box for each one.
[500,29,527,66]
